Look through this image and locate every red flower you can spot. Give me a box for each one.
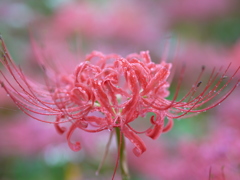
[0,36,239,157]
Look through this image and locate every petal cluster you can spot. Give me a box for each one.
[0,37,239,157]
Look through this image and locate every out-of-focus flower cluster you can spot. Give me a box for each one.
[128,90,240,180]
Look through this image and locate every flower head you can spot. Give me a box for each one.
[0,36,239,158]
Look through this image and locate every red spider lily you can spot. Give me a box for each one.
[0,36,239,160]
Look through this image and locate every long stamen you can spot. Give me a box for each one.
[96,130,114,176]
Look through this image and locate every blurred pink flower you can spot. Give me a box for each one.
[162,0,233,22]
[174,40,240,82]
[0,115,63,156]
[0,36,239,159]
[34,1,166,56]
[129,126,240,180]
[50,1,161,43]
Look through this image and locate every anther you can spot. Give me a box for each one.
[197,81,202,87]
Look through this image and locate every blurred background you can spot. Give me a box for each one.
[0,0,240,179]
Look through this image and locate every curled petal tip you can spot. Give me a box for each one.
[146,124,163,140]
[133,147,145,157]
[68,141,81,152]
[54,115,66,134]
[54,124,66,134]
[122,126,146,157]
[67,122,82,152]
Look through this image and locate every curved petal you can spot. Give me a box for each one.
[122,126,146,157]
[146,123,163,140]
[162,118,173,133]
[54,114,66,134]
[67,122,81,152]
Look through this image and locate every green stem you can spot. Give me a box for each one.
[116,127,130,180]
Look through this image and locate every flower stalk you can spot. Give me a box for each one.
[116,127,130,180]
